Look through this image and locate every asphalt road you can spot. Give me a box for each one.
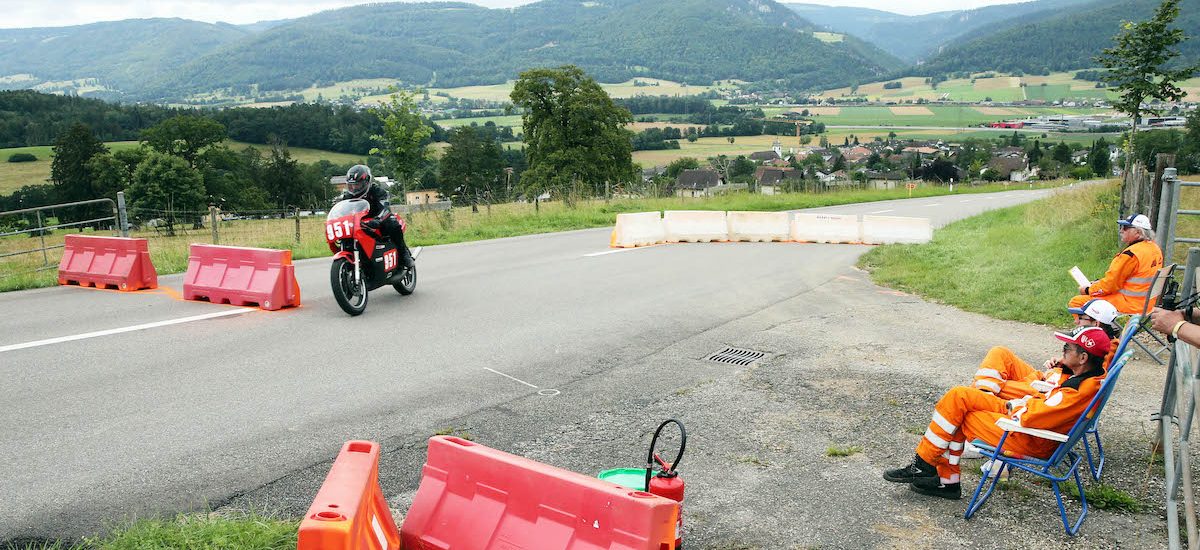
[0,186,1069,541]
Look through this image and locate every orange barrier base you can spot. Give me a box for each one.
[298,441,401,550]
[183,244,300,310]
[57,235,157,291]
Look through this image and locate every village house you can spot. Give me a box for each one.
[754,167,803,195]
[405,189,441,205]
[987,156,1031,182]
[842,145,874,163]
[675,169,724,198]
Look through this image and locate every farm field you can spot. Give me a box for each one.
[630,128,1120,167]
[0,141,366,196]
[761,105,1118,127]
[818,71,1125,103]
[427,77,734,103]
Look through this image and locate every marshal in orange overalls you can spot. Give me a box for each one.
[1069,239,1162,314]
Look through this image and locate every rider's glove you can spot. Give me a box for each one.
[363,219,381,230]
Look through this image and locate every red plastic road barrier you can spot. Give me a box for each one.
[402,436,679,550]
[58,234,157,291]
[183,244,300,310]
[298,440,401,550]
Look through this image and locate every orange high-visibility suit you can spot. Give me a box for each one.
[1069,239,1163,314]
[972,346,1065,399]
[915,370,1105,484]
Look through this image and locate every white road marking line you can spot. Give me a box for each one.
[869,209,894,214]
[925,203,942,207]
[584,245,661,257]
[483,367,539,388]
[0,309,251,354]
[959,199,973,203]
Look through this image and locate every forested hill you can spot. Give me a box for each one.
[161,0,898,97]
[785,0,1092,63]
[0,19,251,99]
[1,0,899,101]
[916,0,1200,76]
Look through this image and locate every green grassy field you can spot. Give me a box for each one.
[0,142,366,195]
[818,71,1126,103]
[858,180,1120,326]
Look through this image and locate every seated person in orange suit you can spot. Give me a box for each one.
[1069,214,1162,314]
[884,326,1111,500]
[972,299,1119,400]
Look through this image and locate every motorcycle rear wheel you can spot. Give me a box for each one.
[331,257,368,315]
[393,265,416,295]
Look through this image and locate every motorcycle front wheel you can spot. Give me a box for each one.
[331,257,368,315]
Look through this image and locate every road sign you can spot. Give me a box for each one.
[906,182,917,197]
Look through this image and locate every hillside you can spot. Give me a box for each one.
[918,0,1200,76]
[1,0,899,101]
[0,19,252,99]
[785,0,1092,63]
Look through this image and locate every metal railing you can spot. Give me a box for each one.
[1159,247,1200,550]
[0,193,127,279]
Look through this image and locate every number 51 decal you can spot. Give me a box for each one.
[383,250,398,271]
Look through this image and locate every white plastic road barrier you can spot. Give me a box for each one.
[791,213,862,244]
[610,211,666,248]
[664,210,728,243]
[860,215,933,244]
[727,211,791,242]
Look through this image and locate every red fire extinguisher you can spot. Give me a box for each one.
[645,419,686,548]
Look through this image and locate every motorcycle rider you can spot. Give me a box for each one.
[333,164,414,268]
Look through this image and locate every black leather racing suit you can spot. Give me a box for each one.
[334,185,413,265]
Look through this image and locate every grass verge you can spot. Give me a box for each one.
[6,513,298,550]
[1,182,1059,293]
[858,180,1120,327]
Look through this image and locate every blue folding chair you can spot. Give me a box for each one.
[1080,315,1143,480]
[963,349,1133,536]
[1080,264,1173,480]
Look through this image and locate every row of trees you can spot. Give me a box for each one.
[33,117,347,233]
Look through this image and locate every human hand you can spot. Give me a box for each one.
[1151,307,1186,335]
[1078,286,1088,295]
[1042,358,1060,370]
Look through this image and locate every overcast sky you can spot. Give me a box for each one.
[0,0,1032,29]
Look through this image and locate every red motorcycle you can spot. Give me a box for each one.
[324,199,418,315]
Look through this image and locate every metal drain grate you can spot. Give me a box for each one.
[705,346,766,366]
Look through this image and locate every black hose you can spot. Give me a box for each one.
[645,419,687,491]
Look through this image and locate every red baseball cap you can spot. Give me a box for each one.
[1054,326,1111,357]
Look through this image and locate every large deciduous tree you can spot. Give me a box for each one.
[50,123,108,204]
[439,125,503,210]
[1095,0,1198,212]
[128,152,205,234]
[140,115,227,168]
[511,65,634,204]
[369,90,433,192]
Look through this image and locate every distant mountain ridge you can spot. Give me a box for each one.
[785,0,1095,63]
[917,0,1200,75]
[0,18,252,98]
[0,0,899,102]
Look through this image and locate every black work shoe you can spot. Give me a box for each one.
[883,455,937,483]
[910,476,962,500]
[401,251,415,268]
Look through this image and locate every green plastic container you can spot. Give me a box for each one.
[598,468,648,491]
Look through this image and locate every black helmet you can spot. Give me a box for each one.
[346,165,373,197]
